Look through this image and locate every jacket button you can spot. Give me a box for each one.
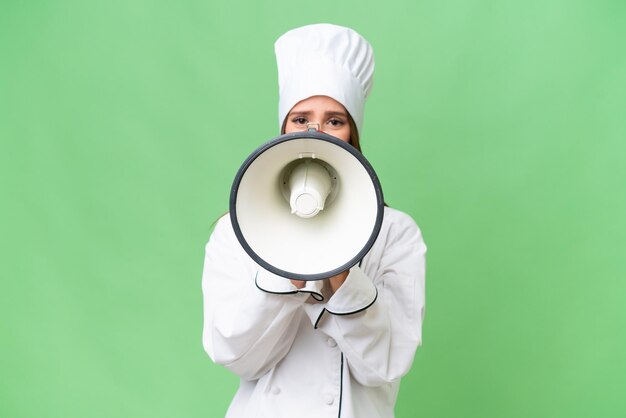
[271,387,281,395]
[324,394,334,405]
[326,338,337,347]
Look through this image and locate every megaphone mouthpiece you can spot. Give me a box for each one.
[289,160,332,218]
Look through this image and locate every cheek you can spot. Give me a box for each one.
[336,127,351,142]
[283,120,294,134]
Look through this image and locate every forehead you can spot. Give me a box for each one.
[289,95,347,114]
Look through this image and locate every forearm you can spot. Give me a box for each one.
[202,217,310,380]
[204,276,308,380]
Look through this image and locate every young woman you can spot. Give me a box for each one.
[202,24,427,418]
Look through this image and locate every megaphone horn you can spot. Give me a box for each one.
[230,129,384,281]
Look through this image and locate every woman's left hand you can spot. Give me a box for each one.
[328,270,349,293]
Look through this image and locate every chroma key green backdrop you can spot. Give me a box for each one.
[1,1,625,417]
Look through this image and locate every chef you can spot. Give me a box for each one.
[202,23,427,418]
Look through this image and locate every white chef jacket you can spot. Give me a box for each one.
[202,206,426,418]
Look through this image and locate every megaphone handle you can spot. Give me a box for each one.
[307,122,320,131]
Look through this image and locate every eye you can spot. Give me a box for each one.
[291,116,308,125]
[327,118,345,127]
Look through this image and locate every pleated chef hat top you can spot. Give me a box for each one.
[275,24,375,135]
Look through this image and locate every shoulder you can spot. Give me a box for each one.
[204,213,257,266]
[382,206,422,236]
[206,213,238,249]
[361,206,426,280]
[213,212,232,232]
[374,206,427,254]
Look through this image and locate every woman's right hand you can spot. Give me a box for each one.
[290,279,306,289]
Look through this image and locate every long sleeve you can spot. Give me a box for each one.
[305,208,427,387]
[202,215,309,381]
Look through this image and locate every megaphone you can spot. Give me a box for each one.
[230,128,384,281]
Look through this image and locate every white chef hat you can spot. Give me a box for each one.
[275,23,375,135]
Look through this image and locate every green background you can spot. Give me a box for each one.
[1,0,625,417]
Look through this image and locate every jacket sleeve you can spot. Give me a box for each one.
[307,211,427,387]
[201,215,309,381]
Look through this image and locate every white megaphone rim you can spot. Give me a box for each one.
[230,130,385,281]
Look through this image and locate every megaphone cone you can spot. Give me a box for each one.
[230,130,384,281]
